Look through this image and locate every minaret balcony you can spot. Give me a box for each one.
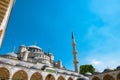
[74,60,79,64]
[73,51,77,54]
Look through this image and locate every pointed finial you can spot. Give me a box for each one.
[34,41,37,45]
[48,48,50,54]
[12,46,16,52]
[48,49,50,53]
[72,32,74,39]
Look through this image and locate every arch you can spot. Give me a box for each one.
[117,72,120,80]
[58,76,65,80]
[12,70,28,80]
[68,77,73,80]
[30,72,43,80]
[45,74,55,80]
[103,74,115,80]
[0,67,10,80]
[92,76,100,80]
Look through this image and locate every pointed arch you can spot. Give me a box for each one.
[68,77,73,80]
[92,76,100,80]
[45,74,55,80]
[0,67,10,80]
[103,74,115,80]
[12,70,28,80]
[30,72,43,80]
[57,76,65,80]
[117,72,120,80]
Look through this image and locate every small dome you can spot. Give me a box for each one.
[6,52,17,57]
[31,65,41,69]
[77,77,89,80]
[20,45,25,47]
[85,72,92,76]
[43,64,51,67]
[71,73,76,76]
[0,59,13,65]
[94,71,101,74]
[78,75,84,77]
[28,45,42,50]
[103,68,113,72]
[62,72,68,75]
[116,65,120,70]
[49,53,53,55]
[16,62,29,67]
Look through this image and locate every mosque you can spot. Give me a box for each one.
[0,36,89,80]
[0,0,90,80]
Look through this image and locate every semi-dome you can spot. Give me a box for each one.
[6,52,17,57]
[103,68,113,72]
[116,65,120,70]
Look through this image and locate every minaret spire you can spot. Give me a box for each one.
[72,32,79,73]
[12,46,16,52]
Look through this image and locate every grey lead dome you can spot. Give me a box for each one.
[77,76,89,80]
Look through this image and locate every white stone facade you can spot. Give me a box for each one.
[0,44,89,80]
[0,56,82,80]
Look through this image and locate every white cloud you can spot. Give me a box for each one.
[83,0,120,72]
[86,51,120,72]
[90,59,102,65]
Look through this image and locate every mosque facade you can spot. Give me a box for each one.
[0,38,89,80]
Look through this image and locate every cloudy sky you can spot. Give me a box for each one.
[1,0,120,72]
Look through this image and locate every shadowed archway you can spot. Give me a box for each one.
[103,74,115,80]
[12,70,28,80]
[30,72,43,80]
[0,67,10,80]
[117,72,120,80]
[58,76,65,80]
[92,76,100,80]
[68,77,73,80]
[45,74,55,80]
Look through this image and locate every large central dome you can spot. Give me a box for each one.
[28,45,42,50]
[27,45,43,53]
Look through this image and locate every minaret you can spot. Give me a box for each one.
[72,32,79,73]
